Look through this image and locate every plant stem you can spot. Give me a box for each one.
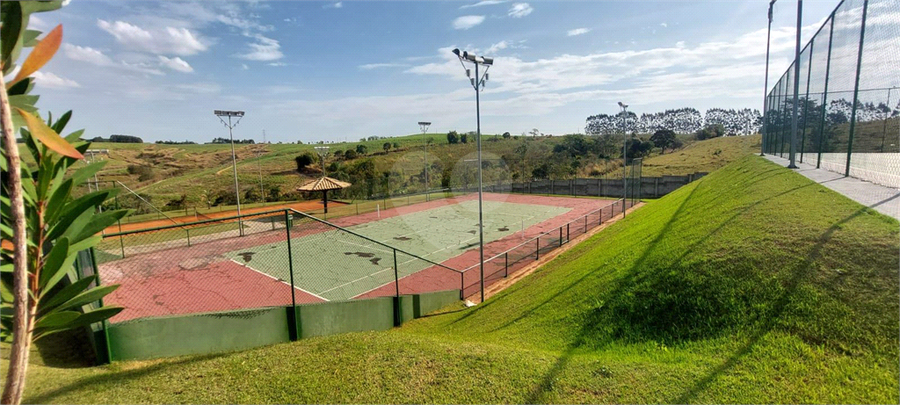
[0,74,31,405]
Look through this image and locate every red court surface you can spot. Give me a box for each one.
[99,193,628,323]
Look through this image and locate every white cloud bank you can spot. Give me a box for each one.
[508,3,533,18]
[97,20,207,56]
[567,28,591,36]
[453,15,485,30]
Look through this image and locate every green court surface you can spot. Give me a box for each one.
[223,200,570,301]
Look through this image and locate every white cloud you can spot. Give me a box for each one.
[324,2,343,9]
[508,3,533,18]
[567,28,591,37]
[453,15,485,30]
[237,34,283,61]
[241,63,250,70]
[486,41,512,54]
[660,22,668,28]
[158,55,193,73]
[64,44,115,66]
[31,71,80,89]
[267,62,287,67]
[460,0,506,9]
[97,20,207,56]
[358,63,410,70]
[63,43,164,75]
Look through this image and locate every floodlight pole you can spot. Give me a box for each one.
[452,48,492,304]
[215,110,246,236]
[762,0,777,156]
[419,122,432,192]
[788,0,802,169]
[619,102,628,218]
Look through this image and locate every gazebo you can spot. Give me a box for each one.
[297,176,351,214]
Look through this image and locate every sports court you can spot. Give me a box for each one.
[224,199,570,301]
[98,193,621,322]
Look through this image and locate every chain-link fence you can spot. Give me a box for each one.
[763,0,900,187]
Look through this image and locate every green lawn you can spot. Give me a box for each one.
[4,155,897,403]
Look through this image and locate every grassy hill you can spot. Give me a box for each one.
[6,154,897,403]
[64,133,758,215]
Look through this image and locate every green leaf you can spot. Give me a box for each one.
[49,285,119,314]
[34,310,79,330]
[8,94,38,112]
[22,29,41,47]
[6,77,33,96]
[68,161,105,189]
[38,275,95,313]
[45,190,109,242]
[38,237,77,292]
[51,110,72,133]
[70,306,123,328]
[1,1,24,75]
[68,234,103,254]
[71,210,129,244]
[44,177,73,226]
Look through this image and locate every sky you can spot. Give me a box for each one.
[26,0,841,143]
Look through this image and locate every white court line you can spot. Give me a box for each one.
[318,266,394,295]
[228,258,329,302]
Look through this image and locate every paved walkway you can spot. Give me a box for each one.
[764,154,900,221]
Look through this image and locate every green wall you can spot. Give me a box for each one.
[108,307,290,361]
[413,289,459,318]
[106,290,459,361]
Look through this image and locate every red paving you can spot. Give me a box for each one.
[100,193,630,323]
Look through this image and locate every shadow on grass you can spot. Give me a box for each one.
[26,352,228,404]
[672,201,875,403]
[525,161,862,402]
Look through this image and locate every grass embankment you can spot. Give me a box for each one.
[640,134,759,177]
[6,155,897,403]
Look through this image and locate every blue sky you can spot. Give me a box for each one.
[28,0,839,143]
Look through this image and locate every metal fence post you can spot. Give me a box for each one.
[119,235,125,259]
[817,13,836,169]
[186,229,191,247]
[559,227,563,246]
[536,238,540,260]
[504,252,508,278]
[844,0,869,177]
[799,40,814,163]
[393,249,400,297]
[285,210,298,341]
[566,223,570,242]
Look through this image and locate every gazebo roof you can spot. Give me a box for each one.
[297,176,351,192]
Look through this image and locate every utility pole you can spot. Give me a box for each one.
[762,0,777,156]
[618,102,628,217]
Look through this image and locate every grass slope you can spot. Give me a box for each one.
[640,134,760,177]
[5,155,897,403]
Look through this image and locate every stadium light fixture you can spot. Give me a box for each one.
[215,109,246,236]
[761,0,777,156]
[418,122,432,192]
[452,48,493,304]
[314,146,330,173]
[618,102,628,218]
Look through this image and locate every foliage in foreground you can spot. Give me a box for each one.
[2,156,898,403]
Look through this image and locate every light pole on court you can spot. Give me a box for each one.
[214,110,245,236]
[452,48,493,304]
[418,121,432,193]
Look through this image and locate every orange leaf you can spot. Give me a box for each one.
[14,108,83,159]
[11,25,62,85]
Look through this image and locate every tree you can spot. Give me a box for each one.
[343,149,358,160]
[650,129,677,154]
[2,8,128,402]
[502,132,511,139]
[392,142,399,149]
[530,128,540,137]
[294,153,315,172]
[447,131,459,144]
[356,144,368,155]
[695,124,725,140]
[383,142,391,152]
[460,133,468,144]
